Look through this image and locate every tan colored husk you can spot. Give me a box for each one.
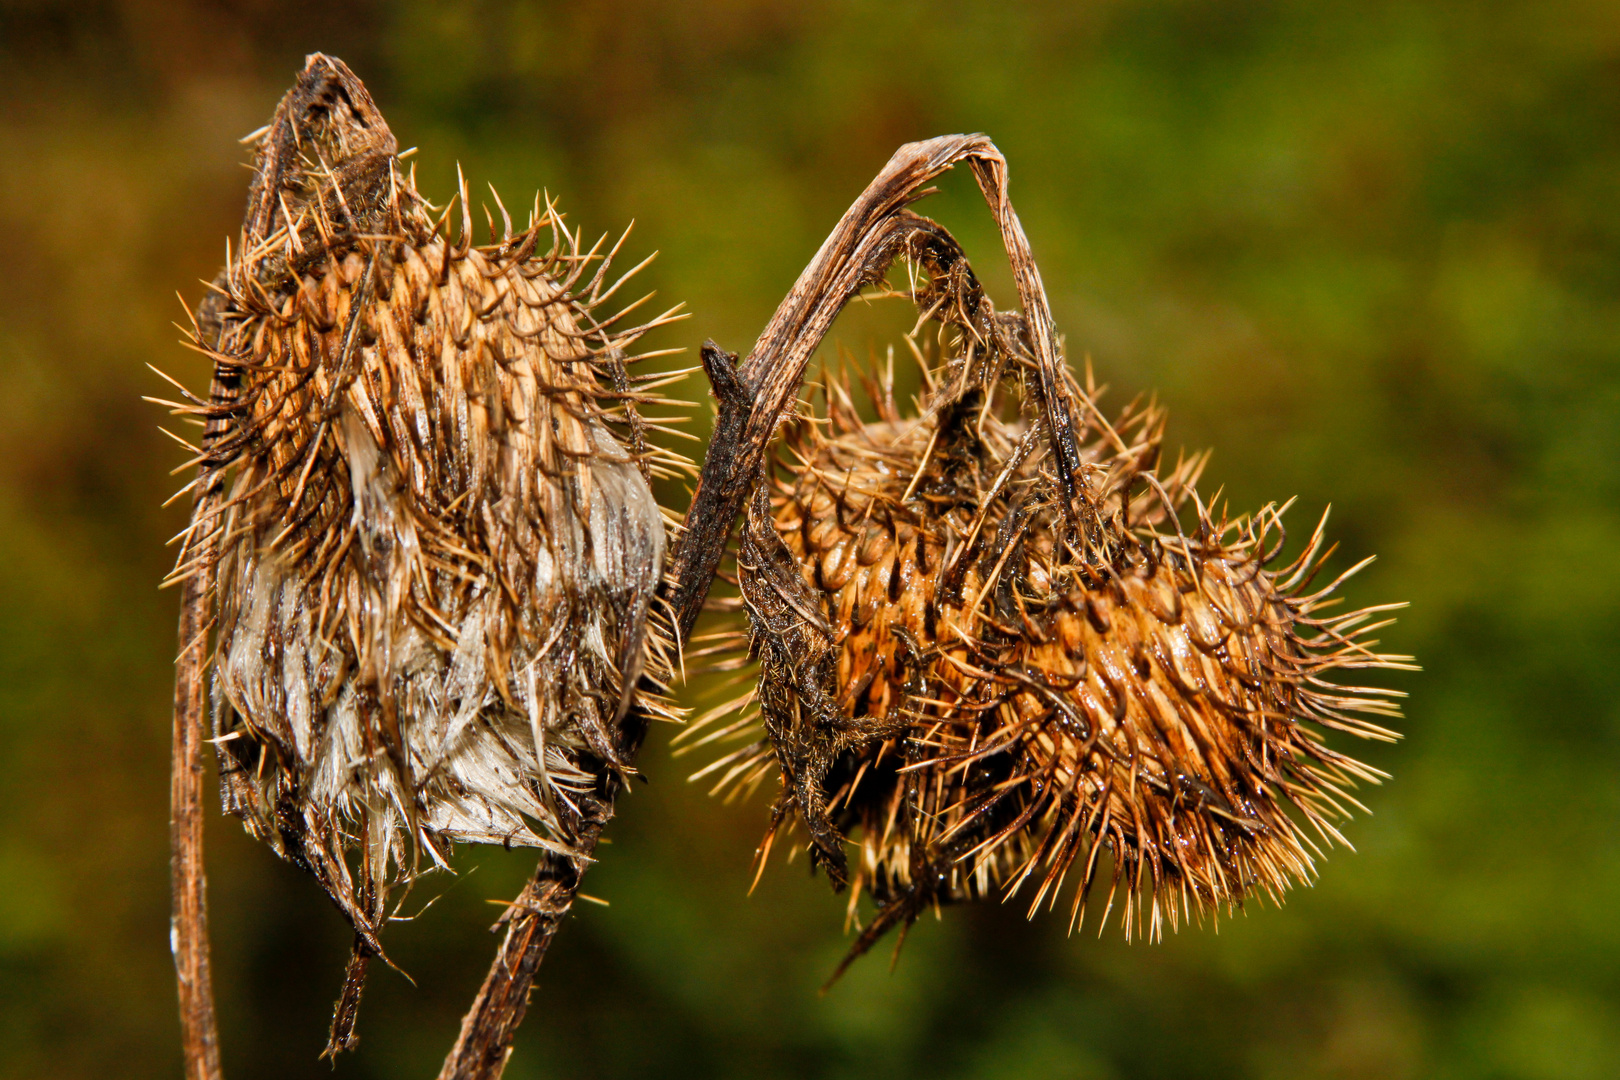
[686,271,1410,974]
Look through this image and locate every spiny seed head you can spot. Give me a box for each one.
[687,253,1409,974]
[160,55,691,951]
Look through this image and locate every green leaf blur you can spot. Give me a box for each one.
[1,2,1615,1077]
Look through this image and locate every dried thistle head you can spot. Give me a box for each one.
[158,55,691,969]
[686,219,1410,977]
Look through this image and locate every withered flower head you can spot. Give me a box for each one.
[157,55,690,995]
[685,215,1410,978]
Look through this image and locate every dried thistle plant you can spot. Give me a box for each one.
[157,55,689,1068]
[681,151,1412,981]
[161,54,1408,1080]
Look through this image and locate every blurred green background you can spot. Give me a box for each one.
[3,1,1618,1077]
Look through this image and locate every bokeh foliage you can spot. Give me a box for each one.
[2,1,1617,1077]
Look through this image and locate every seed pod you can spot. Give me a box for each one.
[687,219,1409,977]
[159,55,689,1002]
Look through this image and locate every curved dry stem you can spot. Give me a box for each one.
[668,133,1083,642]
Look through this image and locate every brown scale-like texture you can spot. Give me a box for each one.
[161,56,690,957]
[689,284,1408,970]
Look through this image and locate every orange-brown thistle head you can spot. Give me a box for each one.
[158,55,692,952]
[686,250,1409,977]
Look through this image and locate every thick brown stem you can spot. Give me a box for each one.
[436,751,628,1080]
[171,559,223,1080]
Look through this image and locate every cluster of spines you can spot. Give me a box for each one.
[156,155,692,581]
[152,116,698,926]
[682,290,1411,960]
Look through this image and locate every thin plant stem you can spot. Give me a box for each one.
[435,795,620,1079]
[171,512,224,1080]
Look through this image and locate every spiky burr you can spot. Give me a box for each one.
[687,214,1411,978]
[156,55,689,1050]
